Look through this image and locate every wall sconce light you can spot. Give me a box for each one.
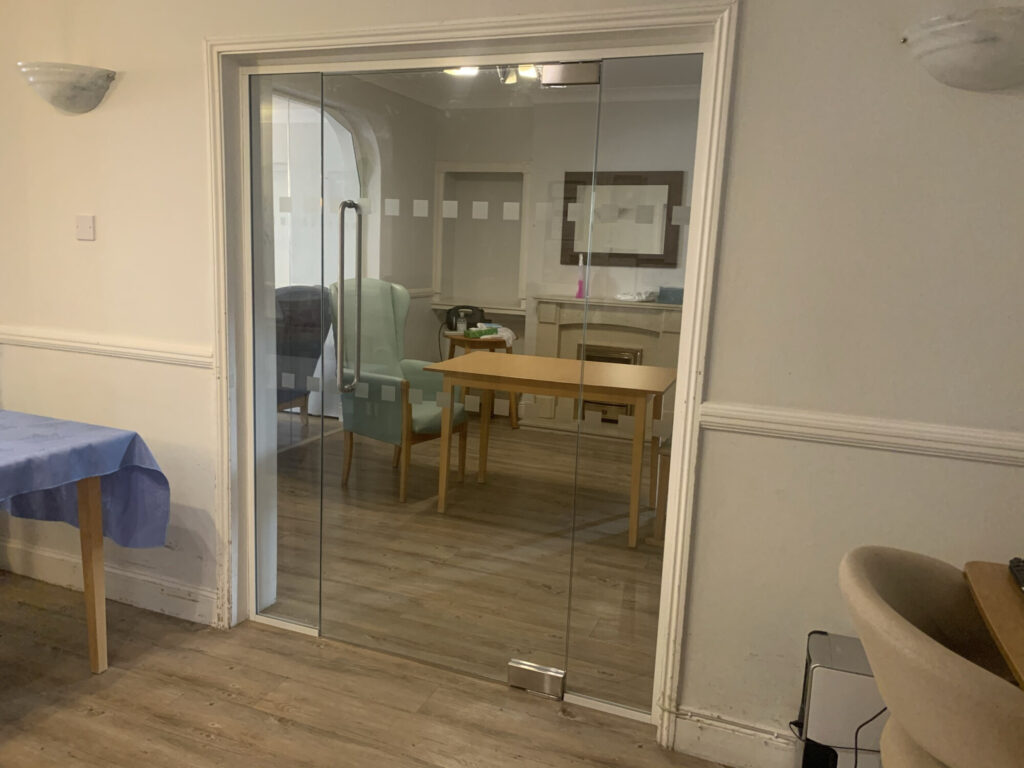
[17,62,117,113]
[902,7,1024,91]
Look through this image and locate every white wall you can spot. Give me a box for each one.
[2,1,1023,765]
[676,0,1024,754]
[435,94,699,294]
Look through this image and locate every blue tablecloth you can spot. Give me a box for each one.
[0,410,169,548]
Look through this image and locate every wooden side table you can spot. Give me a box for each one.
[444,331,518,429]
[964,561,1024,687]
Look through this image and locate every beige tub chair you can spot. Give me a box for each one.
[839,546,1024,767]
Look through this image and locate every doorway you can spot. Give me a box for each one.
[248,54,702,713]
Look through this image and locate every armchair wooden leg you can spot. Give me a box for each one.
[392,445,401,468]
[342,430,354,488]
[649,394,663,508]
[401,381,413,503]
[457,424,467,482]
[647,451,670,547]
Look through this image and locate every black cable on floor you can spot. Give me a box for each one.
[853,706,887,768]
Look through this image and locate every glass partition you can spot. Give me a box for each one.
[566,54,702,710]
[248,54,703,712]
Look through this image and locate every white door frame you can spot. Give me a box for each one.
[204,2,738,748]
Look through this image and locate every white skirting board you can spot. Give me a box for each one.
[0,537,218,625]
[672,709,799,768]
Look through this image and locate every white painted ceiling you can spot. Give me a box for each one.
[352,54,702,110]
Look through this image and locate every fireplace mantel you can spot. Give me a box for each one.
[526,294,680,429]
[534,295,682,361]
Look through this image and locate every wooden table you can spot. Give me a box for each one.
[425,352,676,547]
[0,411,170,675]
[965,561,1024,687]
[444,331,518,429]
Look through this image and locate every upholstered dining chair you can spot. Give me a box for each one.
[276,285,330,425]
[330,278,467,501]
[839,546,1024,768]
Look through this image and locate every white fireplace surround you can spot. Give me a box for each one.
[526,294,681,428]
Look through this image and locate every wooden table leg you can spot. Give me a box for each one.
[77,476,107,674]
[447,338,456,359]
[628,396,648,549]
[502,346,519,429]
[437,377,454,513]
[457,386,467,482]
[649,393,663,508]
[478,389,493,483]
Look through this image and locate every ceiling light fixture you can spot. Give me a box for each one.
[443,66,479,77]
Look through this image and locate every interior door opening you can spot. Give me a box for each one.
[248,53,703,713]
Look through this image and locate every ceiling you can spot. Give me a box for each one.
[353,54,703,111]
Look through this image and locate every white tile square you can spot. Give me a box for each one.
[502,202,520,221]
[494,398,510,416]
[280,372,295,388]
[653,418,672,439]
[442,200,459,219]
[465,395,481,413]
[584,410,601,429]
[472,201,489,220]
[435,392,451,408]
[413,199,429,218]
[384,198,400,217]
[566,202,582,223]
[305,376,320,392]
[617,414,635,434]
[671,205,689,226]
[380,384,396,402]
[635,204,655,224]
[355,382,369,399]
[409,388,423,404]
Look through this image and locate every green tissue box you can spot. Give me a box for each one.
[464,327,498,338]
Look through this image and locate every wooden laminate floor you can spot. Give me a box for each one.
[266,413,665,710]
[0,572,722,768]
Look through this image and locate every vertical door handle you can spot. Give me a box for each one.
[338,200,362,393]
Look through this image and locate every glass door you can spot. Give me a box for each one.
[567,54,702,710]
[250,73,328,628]
[249,54,703,712]
[315,65,600,680]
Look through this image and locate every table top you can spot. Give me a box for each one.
[0,410,169,548]
[964,560,1024,687]
[425,351,676,395]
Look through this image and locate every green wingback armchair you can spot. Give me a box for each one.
[330,278,467,501]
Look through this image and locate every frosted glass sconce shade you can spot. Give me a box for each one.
[903,8,1024,91]
[17,62,116,113]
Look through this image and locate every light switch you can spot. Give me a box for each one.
[75,215,95,241]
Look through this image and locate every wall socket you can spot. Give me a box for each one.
[75,215,95,241]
